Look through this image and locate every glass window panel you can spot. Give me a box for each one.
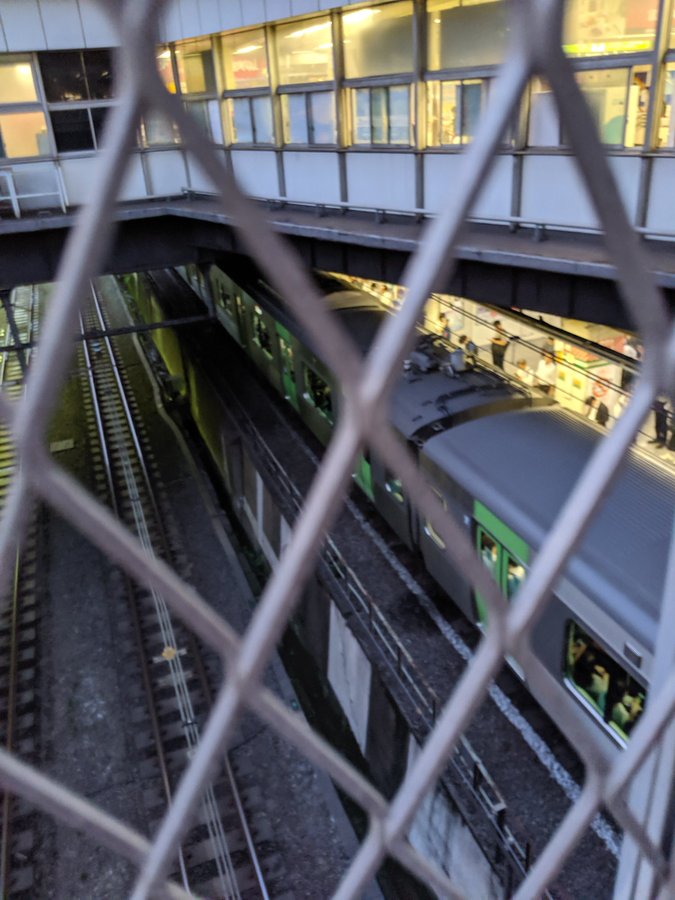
[389,84,410,144]
[371,87,388,143]
[441,81,460,144]
[528,76,561,146]
[85,49,114,100]
[658,64,675,147]
[625,66,650,148]
[206,99,223,143]
[426,80,442,145]
[428,0,509,70]
[282,94,309,144]
[462,79,485,142]
[40,51,87,102]
[51,108,94,152]
[90,106,109,146]
[277,16,333,85]
[309,91,336,143]
[156,46,176,93]
[252,96,274,143]
[343,1,413,78]
[304,366,333,421]
[185,100,212,137]
[566,621,645,741]
[229,98,253,143]
[218,29,269,90]
[0,111,49,157]
[142,111,180,146]
[0,61,39,104]
[175,38,215,95]
[565,0,658,56]
[577,68,628,145]
[353,88,371,143]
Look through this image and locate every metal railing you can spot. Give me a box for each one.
[0,1,674,898]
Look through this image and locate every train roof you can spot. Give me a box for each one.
[390,366,527,441]
[423,406,675,651]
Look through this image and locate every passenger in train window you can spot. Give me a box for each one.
[506,558,525,599]
[611,691,644,735]
[480,534,498,576]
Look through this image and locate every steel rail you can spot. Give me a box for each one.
[82,280,267,899]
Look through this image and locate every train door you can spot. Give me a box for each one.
[276,323,299,411]
[474,501,530,676]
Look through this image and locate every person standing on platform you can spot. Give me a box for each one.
[650,397,669,447]
[536,352,557,397]
[490,320,509,369]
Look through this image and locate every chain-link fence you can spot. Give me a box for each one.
[1,0,675,896]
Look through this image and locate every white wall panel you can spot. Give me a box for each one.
[216,0,243,31]
[186,147,228,192]
[327,603,371,754]
[177,0,201,37]
[241,0,265,25]
[230,149,280,198]
[78,0,119,47]
[39,0,85,49]
[291,0,320,14]
[406,738,502,900]
[9,161,63,211]
[159,1,184,43]
[521,154,641,230]
[62,154,146,203]
[0,13,8,50]
[265,0,292,20]
[59,155,100,206]
[118,154,148,201]
[196,0,222,35]
[145,150,188,196]
[283,151,340,204]
[424,152,512,219]
[345,152,416,211]
[521,155,597,228]
[0,0,47,51]
[645,157,675,235]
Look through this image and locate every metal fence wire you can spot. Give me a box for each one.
[1,0,675,897]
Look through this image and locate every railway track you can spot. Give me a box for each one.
[0,287,42,898]
[79,281,270,899]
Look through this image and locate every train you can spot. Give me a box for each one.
[121,260,675,752]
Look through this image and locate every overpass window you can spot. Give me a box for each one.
[0,58,48,158]
[174,37,220,141]
[175,38,215,94]
[155,45,176,93]
[0,111,49,158]
[140,110,180,146]
[218,29,273,146]
[0,59,39,104]
[39,50,114,152]
[276,16,334,84]
[427,0,509,69]
[342,2,413,79]
[528,67,650,148]
[564,0,658,56]
[352,85,411,145]
[281,91,336,145]
[427,79,488,146]
[276,16,336,146]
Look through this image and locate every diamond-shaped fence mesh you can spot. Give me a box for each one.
[1,0,675,897]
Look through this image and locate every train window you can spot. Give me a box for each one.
[384,471,404,504]
[424,487,446,549]
[565,620,646,743]
[304,366,333,422]
[505,553,526,599]
[214,279,234,317]
[479,531,498,578]
[252,306,273,357]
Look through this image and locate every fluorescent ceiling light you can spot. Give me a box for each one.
[288,21,331,39]
[234,44,263,54]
